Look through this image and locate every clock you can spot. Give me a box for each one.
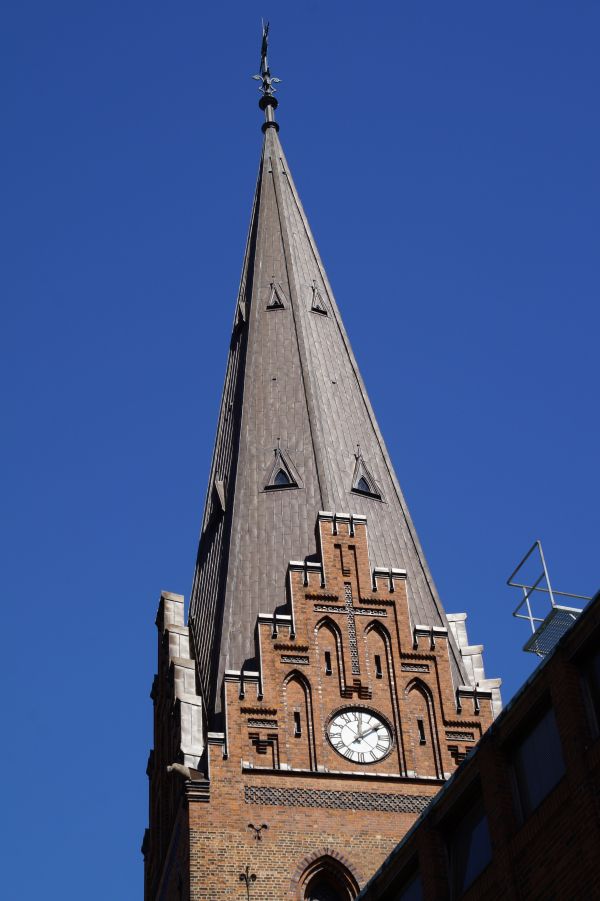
[327,708,392,763]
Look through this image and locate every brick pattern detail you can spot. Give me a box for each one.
[344,582,361,675]
[445,730,475,741]
[448,744,467,764]
[245,785,432,813]
[275,643,309,652]
[354,608,388,617]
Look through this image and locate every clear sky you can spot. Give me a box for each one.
[1,2,598,898]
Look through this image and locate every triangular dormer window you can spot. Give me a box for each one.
[235,277,248,326]
[236,299,247,325]
[267,281,286,310]
[213,478,226,514]
[310,281,328,315]
[264,445,301,491]
[351,450,382,500]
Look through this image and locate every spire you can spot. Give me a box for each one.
[189,35,467,717]
[252,21,281,132]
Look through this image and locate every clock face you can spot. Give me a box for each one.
[327,709,392,764]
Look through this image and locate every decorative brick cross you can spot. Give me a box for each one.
[312,580,389,678]
[311,582,361,675]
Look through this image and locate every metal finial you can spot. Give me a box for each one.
[239,864,257,899]
[252,21,280,96]
[252,21,281,131]
[259,19,270,78]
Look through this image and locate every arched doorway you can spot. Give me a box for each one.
[297,854,359,900]
[304,876,343,900]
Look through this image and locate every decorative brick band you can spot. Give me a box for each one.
[244,786,431,813]
[360,598,395,606]
[274,642,309,652]
[247,719,278,728]
[445,730,475,741]
[401,663,430,672]
[281,655,309,665]
[314,603,387,618]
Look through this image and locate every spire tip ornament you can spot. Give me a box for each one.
[252,21,281,131]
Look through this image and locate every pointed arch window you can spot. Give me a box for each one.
[213,478,226,513]
[310,281,328,316]
[266,281,286,310]
[351,452,382,500]
[264,445,302,491]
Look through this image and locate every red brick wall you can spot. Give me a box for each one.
[182,515,493,899]
[146,513,495,899]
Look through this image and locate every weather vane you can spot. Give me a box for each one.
[252,20,281,97]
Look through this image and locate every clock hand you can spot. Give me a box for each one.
[361,726,380,740]
[347,720,364,746]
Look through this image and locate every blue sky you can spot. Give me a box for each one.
[1,2,598,898]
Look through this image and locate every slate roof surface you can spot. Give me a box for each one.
[189,125,466,715]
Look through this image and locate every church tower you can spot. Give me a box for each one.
[143,27,501,901]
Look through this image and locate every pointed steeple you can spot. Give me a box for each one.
[189,30,467,716]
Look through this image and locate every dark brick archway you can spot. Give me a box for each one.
[291,847,363,900]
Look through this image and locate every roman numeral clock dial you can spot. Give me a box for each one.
[327,709,392,763]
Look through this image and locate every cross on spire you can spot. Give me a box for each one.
[252,21,281,131]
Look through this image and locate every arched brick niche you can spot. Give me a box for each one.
[404,677,443,778]
[283,669,316,770]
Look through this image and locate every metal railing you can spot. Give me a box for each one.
[507,540,591,656]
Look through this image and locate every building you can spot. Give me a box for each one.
[358,588,600,901]
[142,29,501,900]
